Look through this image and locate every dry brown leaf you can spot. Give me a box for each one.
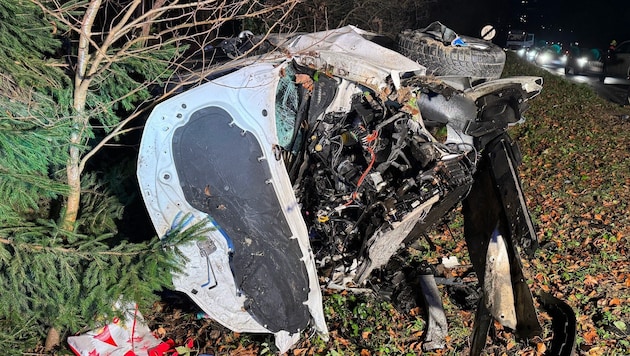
[609,298,621,306]
[583,274,598,287]
[295,74,314,92]
[229,344,257,356]
[156,326,167,338]
[583,329,598,344]
[588,346,605,356]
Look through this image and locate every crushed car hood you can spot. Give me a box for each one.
[267,25,427,90]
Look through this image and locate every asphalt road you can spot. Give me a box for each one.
[539,64,630,106]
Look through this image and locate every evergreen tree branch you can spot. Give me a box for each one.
[0,237,151,256]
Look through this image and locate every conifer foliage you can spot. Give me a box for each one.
[0,0,299,352]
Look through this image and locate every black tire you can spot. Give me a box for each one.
[564,65,571,75]
[599,65,606,82]
[397,30,506,80]
[565,64,578,75]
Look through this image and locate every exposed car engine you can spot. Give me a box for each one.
[282,76,475,283]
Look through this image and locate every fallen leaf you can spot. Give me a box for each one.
[583,274,598,287]
[295,74,314,92]
[583,329,598,344]
[588,346,605,356]
[156,326,167,338]
[409,307,421,316]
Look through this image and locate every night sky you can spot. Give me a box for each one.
[427,0,630,49]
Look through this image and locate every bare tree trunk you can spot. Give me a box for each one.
[61,0,102,231]
[63,142,82,231]
[55,0,102,346]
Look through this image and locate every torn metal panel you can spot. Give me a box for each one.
[463,76,543,102]
[276,25,426,90]
[462,133,542,340]
[418,264,449,351]
[355,194,439,284]
[470,300,493,355]
[484,229,517,329]
[488,136,539,256]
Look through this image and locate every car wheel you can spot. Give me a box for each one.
[564,65,573,75]
[396,30,505,80]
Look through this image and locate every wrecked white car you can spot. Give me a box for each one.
[137,24,575,354]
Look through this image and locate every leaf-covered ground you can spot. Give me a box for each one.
[123,54,630,355]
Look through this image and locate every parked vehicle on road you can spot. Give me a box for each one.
[506,30,535,50]
[565,46,604,76]
[137,24,575,355]
[534,44,567,67]
[599,40,630,105]
[603,39,630,81]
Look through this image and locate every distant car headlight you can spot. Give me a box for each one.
[527,50,537,61]
[560,55,567,64]
[517,48,526,57]
[577,57,588,67]
[538,52,551,64]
